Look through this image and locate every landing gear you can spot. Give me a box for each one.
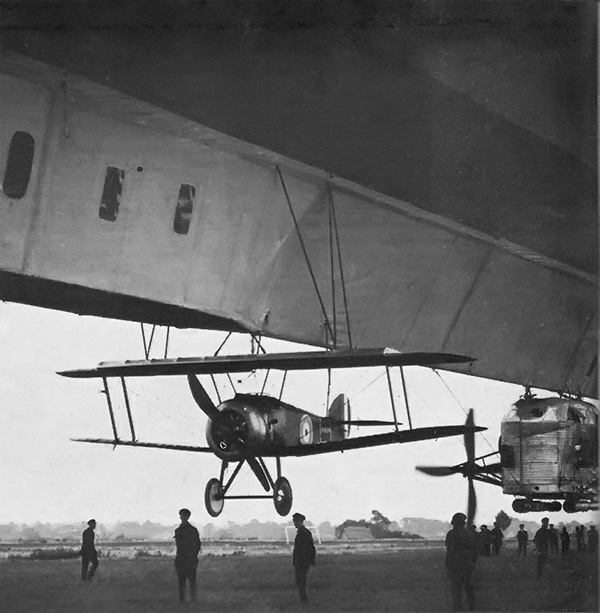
[205,478,225,517]
[273,477,293,516]
[203,458,294,517]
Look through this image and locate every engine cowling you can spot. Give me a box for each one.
[205,399,269,461]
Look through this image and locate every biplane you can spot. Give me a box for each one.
[60,347,485,517]
[417,388,598,519]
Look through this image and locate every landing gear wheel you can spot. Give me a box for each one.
[205,478,225,517]
[273,477,293,516]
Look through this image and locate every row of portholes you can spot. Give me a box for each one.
[99,166,196,235]
[2,132,195,236]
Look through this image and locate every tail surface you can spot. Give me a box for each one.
[328,393,351,441]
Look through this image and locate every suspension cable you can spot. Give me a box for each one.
[328,196,337,348]
[433,370,498,457]
[214,332,233,356]
[276,166,335,344]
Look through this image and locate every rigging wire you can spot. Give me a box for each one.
[328,184,353,348]
[328,193,337,348]
[276,166,335,345]
[433,369,497,455]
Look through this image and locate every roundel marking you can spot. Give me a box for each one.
[299,415,313,445]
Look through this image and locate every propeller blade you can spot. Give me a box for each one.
[464,409,476,464]
[187,374,222,421]
[416,466,457,477]
[467,476,477,528]
[246,456,270,492]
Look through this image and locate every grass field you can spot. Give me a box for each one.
[0,543,596,612]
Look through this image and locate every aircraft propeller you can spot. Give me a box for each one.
[416,408,478,527]
[187,374,222,421]
[464,409,477,527]
[187,374,269,491]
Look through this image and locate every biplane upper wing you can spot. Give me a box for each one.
[276,424,487,457]
[58,348,473,379]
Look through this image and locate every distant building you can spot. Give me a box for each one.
[338,527,373,540]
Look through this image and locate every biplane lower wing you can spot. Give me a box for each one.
[71,438,212,453]
[58,348,474,378]
[72,423,485,457]
[277,424,486,457]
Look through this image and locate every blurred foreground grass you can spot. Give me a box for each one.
[0,545,596,612]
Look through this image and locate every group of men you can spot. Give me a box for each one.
[527,519,598,579]
[445,514,599,610]
[79,509,316,604]
[516,521,597,560]
[471,522,503,556]
[80,510,595,608]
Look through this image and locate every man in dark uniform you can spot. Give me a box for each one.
[80,519,99,581]
[560,526,570,554]
[478,525,492,556]
[174,508,201,603]
[587,525,597,554]
[445,512,478,611]
[548,524,559,554]
[533,517,550,578]
[516,524,528,556]
[292,512,316,604]
[491,522,503,556]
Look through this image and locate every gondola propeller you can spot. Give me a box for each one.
[416,408,478,527]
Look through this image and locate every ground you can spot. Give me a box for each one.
[0,543,596,612]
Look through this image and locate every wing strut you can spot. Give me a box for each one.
[120,376,136,440]
[399,366,413,429]
[385,366,400,433]
[102,377,119,440]
[98,377,137,442]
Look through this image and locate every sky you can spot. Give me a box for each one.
[0,301,597,529]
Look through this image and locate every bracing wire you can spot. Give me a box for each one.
[328,185,353,348]
[433,369,497,455]
[276,166,335,344]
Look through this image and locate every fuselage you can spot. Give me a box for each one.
[205,394,336,461]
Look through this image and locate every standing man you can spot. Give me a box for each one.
[479,525,492,556]
[491,522,503,556]
[174,508,201,603]
[548,524,559,554]
[516,524,528,557]
[533,517,550,578]
[292,512,316,604]
[579,525,586,551]
[80,519,99,581]
[560,526,570,554]
[587,525,597,554]
[445,512,478,611]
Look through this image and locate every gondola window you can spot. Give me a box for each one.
[99,166,124,221]
[173,184,195,235]
[2,131,35,199]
